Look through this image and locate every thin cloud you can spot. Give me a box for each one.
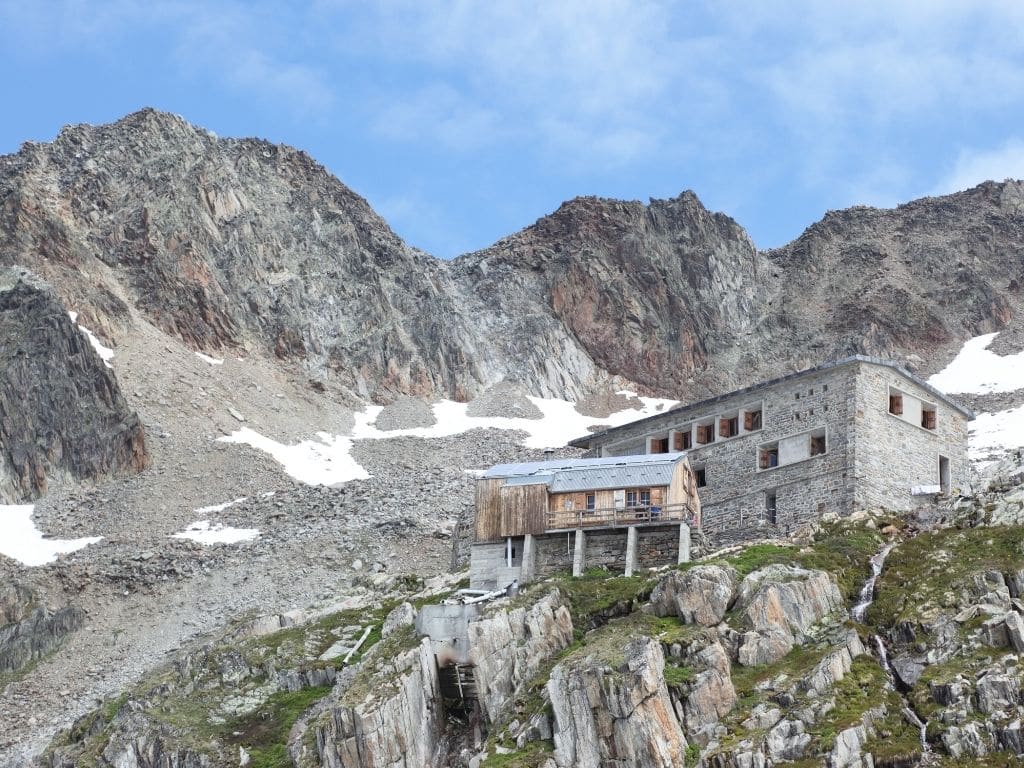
[935,140,1024,194]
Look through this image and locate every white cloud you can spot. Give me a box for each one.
[935,139,1024,194]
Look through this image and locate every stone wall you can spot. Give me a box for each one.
[852,363,970,511]
[599,365,858,539]
[535,532,576,579]
[637,526,681,568]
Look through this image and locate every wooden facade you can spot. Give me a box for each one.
[474,456,701,543]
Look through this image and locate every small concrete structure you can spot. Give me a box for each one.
[469,454,700,590]
[570,356,973,547]
[416,603,481,666]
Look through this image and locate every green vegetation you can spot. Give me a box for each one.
[869,525,1024,628]
[227,685,332,768]
[694,519,886,602]
[549,569,655,632]
[480,739,554,767]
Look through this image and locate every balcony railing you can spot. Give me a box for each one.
[545,501,699,532]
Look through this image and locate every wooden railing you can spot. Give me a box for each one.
[545,501,699,531]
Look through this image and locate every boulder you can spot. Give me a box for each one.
[975,671,1021,715]
[942,722,990,759]
[547,637,688,768]
[649,565,738,626]
[682,642,737,735]
[733,565,843,666]
[765,719,810,762]
[382,602,417,639]
[828,724,870,768]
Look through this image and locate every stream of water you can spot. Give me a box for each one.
[853,541,932,759]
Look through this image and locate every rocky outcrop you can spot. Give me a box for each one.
[0,584,84,676]
[547,636,688,768]
[733,565,845,666]
[0,268,147,501]
[649,564,738,626]
[314,638,443,768]
[469,590,574,723]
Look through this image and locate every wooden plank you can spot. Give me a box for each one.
[474,478,505,541]
[499,483,548,536]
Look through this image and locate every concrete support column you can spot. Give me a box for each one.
[678,523,691,564]
[521,534,536,583]
[572,529,586,577]
[624,526,639,577]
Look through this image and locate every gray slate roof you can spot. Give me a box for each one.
[569,356,974,449]
[485,452,686,492]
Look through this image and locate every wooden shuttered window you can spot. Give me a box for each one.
[744,410,762,431]
[696,424,714,444]
[922,410,936,430]
[719,419,731,438]
[889,393,903,415]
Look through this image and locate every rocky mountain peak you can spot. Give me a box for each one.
[0,268,147,502]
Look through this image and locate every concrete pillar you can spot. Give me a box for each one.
[678,523,691,564]
[624,526,638,577]
[572,529,586,577]
[521,534,536,583]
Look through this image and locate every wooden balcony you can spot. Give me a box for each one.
[545,501,698,532]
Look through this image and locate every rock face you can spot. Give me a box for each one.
[649,564,738,626]
[734,565,845,666]
[4,109,1024,404]
[0,268,147,501]
[315,638,443,768]
[469,590,575,723]
[0,584,84,676]
[547,636,688,768]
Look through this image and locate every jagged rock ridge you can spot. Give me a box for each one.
[3,109,1023,404]
[0,268,147,502]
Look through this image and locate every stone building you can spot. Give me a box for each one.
[469,453,701,590]
[569,357,972,544]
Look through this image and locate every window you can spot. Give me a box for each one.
[650,436,670,453]
[696,423,715,444]
[720,416,739,438]
[921,407,937,430]
[694,466,707,488]
[764,491,777,524]
[759,443,779,469]
[585,493,596,512]
[674,430,692,450]
[626,490,638,507]
[810,432,827,456]
[744,409,762,431]
[563,498,575,511]
[639,489,651,507]
[889,393,903,415]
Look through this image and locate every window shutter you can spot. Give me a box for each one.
[674,432,683,451]
[719,420,729,438]
[744,411,753,431]
[922,410,936,430]
[890,394,903,415]
[759,451,769,470]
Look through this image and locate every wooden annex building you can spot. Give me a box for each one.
[469,453,702,590]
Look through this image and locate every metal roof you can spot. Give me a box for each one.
[569,356,975,449]
[484,452,687,491]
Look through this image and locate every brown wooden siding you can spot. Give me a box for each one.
[499,483,549,537]
[474,478,506,541]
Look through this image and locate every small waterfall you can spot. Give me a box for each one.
[851,541,894,623]
[854,542,932,759]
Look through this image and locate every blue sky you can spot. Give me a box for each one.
[2,2,1023,258]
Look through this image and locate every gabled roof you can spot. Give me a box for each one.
[569,356,974,450]
[484,452,687,493]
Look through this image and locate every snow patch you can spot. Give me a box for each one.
[195,497,247,514]
[969,403,1024,459]
[173,520,259,545]
[930,332,1024,394]
[0,505,102,566]
[218,427,370,486]
[68,311,114,368]
[195,352,224,365]
[220,396,677,486]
